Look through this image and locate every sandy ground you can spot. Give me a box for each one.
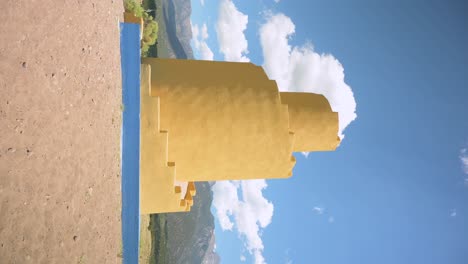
[0,1,124,263]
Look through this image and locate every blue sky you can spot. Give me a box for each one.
[190,1,468,263]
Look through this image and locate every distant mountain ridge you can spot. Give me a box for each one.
[160,0,194,59]
[165,182,220,264]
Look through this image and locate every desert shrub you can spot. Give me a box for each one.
[142,17,159,56]
[124,0,144,18]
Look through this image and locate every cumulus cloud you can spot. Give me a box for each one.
[212,180,273,264]
[259,13,357,139]
[240,255,246,262]
[460,148,468,175]
[200,0,205,6]
[215,0,249,62]
[212,180,239,230]
[191,23,214,60]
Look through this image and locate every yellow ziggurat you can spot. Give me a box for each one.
[140,58,340,214]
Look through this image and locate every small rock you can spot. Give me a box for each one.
[73,235,78,241]
[21,62,26,68]
[7,148,15,153]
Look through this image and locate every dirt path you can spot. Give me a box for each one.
[0,1,123,263]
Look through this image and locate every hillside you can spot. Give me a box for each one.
[164,182,220,264]
[150,0,194,58]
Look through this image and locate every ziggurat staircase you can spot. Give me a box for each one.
[140,64,196,214]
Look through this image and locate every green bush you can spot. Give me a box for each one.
[142,17,159,56]
[124,0,144,18]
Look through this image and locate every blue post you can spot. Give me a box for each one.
[120,22,141,264]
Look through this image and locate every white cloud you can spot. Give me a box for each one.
[215,0,250,62]
[328,216,335,223]
[259,13,357,140]
[191,22,214,60]
[254,250,267,264]
[460,148,468,175]
[212,180,239,230]
[212,180,273,264]
[200,0,205,6]
[240,255,246,262]
[450,209,457,217]
[274,0,281,3]
[313,206,324,215]
[201,23,209,39]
